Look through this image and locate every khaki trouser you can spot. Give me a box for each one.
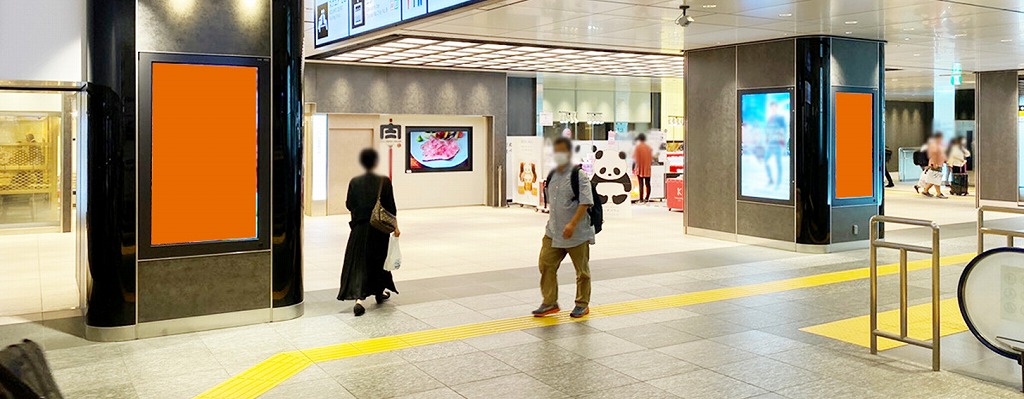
[538,236,591,308]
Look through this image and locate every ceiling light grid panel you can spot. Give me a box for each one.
[323,36,686,77]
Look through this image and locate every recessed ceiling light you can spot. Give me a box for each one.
[398,38,438,45]
[1001,39,1013,43]
[779,13,792,17]
[323,37,686,78]
[903,27,915,31]
[954,33,967,38]
[845,31,853,34]
[440,41,475,48]
[903,37,911,41]
[844,21,858,25]
[380,42,418,49]
[702,4,716,8]
[892,78,899,82]
[913,53,920,56]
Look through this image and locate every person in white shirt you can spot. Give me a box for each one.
[947,137,970,172]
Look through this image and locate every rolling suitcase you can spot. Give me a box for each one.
[950,173,969,196]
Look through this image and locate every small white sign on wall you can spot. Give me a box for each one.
[539,112,554,127]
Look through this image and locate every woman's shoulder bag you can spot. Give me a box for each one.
[370,177,397,234]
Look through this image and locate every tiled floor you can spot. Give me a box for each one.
[3,188,1024,398]
[0,218,1020,398]
[0,227,77,321]
[303,204,724,290]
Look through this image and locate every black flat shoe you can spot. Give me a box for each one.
[376,292,391,305]
[353,303,365,316]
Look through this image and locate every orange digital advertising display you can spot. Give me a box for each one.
[150,63,259,245]
[834,92,874,199]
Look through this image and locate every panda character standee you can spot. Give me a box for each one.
[592,149,632,205]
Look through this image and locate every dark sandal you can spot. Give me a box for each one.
[376,292,391,305]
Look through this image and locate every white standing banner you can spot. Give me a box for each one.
[591,141,632,219]
[508,136,544,207]
[650,165,666,199]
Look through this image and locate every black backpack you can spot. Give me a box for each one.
[545,165,604,234]
[912,150,928,167]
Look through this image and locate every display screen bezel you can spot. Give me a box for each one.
[405,126,474,173]
[831,87,879,207]
[137,52,272,260]
[736,87,796,205]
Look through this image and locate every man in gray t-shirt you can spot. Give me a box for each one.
[533,137,594,319]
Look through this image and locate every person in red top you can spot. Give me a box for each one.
[633,133,654,203]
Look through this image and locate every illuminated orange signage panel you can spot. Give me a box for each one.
[834,92,874,199]
[150,63,258,245]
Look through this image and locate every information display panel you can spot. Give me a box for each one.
[315,0,350,48]
[738,89,793,203]
[314,0,480,48]
[350,0,403,36]
[834,91,875,200]
[138,53,271,259]
[427,0,470,12]
[406,127,473,173]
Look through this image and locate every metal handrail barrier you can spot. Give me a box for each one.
[869,215,941,371]
[977,205,1024,253]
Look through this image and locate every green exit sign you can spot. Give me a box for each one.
[951,75,962,86]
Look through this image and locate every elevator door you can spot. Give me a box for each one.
[327,128,374,215]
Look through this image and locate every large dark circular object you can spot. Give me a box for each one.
[958,247,1024,360]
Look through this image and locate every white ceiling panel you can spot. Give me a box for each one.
[953,0,1024,12]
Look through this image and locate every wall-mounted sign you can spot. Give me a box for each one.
[539,111,553,127]
[314,0,481,48]
[381,123,402,145]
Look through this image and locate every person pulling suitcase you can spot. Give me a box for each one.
[948,137,971,196]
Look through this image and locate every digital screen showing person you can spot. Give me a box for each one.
[740,91,792,201]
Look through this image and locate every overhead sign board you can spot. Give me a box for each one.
[314,0,480,48]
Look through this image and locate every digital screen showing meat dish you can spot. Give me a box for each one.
[406,127,473,173]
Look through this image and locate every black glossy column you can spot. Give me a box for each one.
[794,37,831,245]
[85,0,137,327]
[271,0,304,308]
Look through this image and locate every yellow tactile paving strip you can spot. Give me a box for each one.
[196,252,976,399]
[801,298,968,351]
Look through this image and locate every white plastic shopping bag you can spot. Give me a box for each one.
[923,169,943,186]
[383,235,402,271]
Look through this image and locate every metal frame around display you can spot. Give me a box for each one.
[137,52,272,260]
[404,126,474,173]
[830,86,880,207]
[736,87,796,206]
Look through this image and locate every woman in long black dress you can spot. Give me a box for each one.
[338,149,399,316]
